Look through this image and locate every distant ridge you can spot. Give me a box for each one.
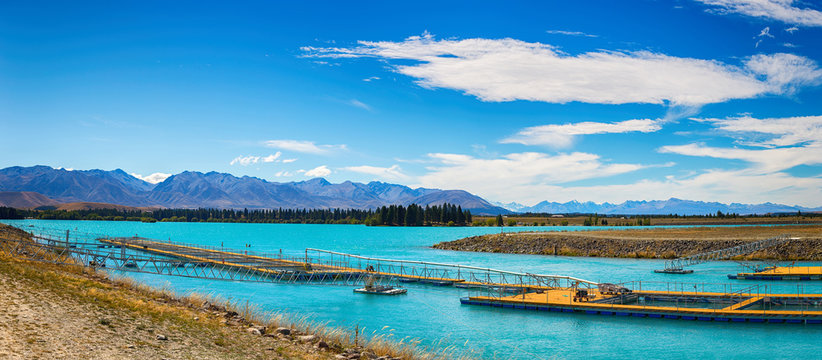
[502,198,822,216]
[0,166,509,215]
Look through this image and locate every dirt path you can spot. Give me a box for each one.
[0,263,272,359]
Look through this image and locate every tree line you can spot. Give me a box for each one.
[0,203,473,227]
[364,203,472,226]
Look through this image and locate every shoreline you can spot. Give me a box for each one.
[0,224,442,360]
[433,225,822,261]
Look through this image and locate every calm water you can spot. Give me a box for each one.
[4,219,821,359]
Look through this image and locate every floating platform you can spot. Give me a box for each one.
[654,269,694,274]
[354,286,407,295]
[729,266,822,281]
[461,287,822,323]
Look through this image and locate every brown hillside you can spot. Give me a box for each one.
[0,191,61,209]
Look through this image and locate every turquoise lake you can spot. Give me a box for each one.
[4,219,821,359]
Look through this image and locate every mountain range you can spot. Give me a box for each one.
[0,166,509,214]
[495,199,822,216]
[1,166,818,215]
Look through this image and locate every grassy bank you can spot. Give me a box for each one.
[0,224,457,360]
[433,225,822,260]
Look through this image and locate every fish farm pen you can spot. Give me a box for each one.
[3,225,822,324]
[729,266,822,281]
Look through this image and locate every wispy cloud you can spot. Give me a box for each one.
[229,152,283,166]
[546,29,598,37]
[785,26,799,33]
[343,164,409,181]
[417,151,645,202]
[303,35,822,106]
[349,99,372,111]
[131,172,171,184]
[694,114,822,147]
[755,26,774,48]
[694,0,822,27]
[301,165,332,177]
[502,119,662,148]
[661,115,822,174]
[363,76,380,82]
[264,140,347,155]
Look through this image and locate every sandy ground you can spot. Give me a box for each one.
[0,266,270,359]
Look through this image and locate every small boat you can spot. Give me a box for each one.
[354,285,407,295]
[654,268,694,274]
[419,280,454,286]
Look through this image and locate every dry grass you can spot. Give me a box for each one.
[0,224,470,359]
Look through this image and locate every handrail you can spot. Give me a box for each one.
[306,248,599,285]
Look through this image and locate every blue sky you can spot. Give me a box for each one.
[2,0,822,206]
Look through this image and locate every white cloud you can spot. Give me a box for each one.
[417,152,645,203]
[785,26,799,33]
[282,158,297,163]
[274,170,293,177]
[303,165,332,177]
[264,140,347,155]
[131,172,172,184]
[660,142,822,172]
[502,119,661,148]
[696,114,822,147]
[758,26,775,38]
[695,0,822,27]
[363,76,380,81]
[262,152,282,163]
[661,114,822,174]
[545,29,598,37]
[343,164,409,181]
[744,53,822,93]
[230,155,260,166]
[349,99,372,111]
[639,114,822,207]
[230,152,283,166]
[303,35,822,106]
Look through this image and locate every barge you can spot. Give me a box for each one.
[461,285,822,323]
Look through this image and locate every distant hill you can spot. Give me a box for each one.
[0,191,61,209]
[517,198,822,216]
[0,190,155,211]
[0,166,509,215]
[54,202,151,212]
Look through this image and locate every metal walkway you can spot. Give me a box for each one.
[655,234,795,273]
[0,226,597,292]
[7,225,822,324]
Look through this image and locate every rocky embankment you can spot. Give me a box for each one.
[433,226,822,260]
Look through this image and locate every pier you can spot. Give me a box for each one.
[4,225,822,324]
[655,234,794,274]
